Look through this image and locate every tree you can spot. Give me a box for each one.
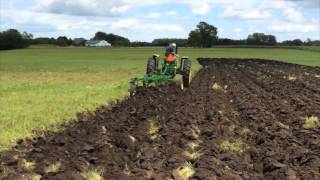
[93,32,130,46]
[56,36,69,46]
[305,38,312,46]
[309,40,320,46]
[188,22,218,48]
[263,35,277,45]
[152,38,188,47]
[22,32,33,40]
[67,38,73,46]
[216,38,247,46]
[130,41,152,47]
[32,37,57,45]
[93,32,108,41]
[188,30,201,47]
[0,29,31,50]
[247,33,277,45]
[73,38,86,46]
[281,39,303,46]
[291,39,303,46]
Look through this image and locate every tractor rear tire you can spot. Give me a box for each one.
[146,57,156,75]
[182,58,192,88]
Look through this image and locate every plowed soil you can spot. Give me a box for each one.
[1,58,320,180]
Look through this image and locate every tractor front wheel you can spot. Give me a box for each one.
[182,59,192,88]
[146,57,156,75]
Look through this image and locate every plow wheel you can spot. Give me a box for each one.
[182,58,192,89]
[146,57,157,75]
[144,57,157,87]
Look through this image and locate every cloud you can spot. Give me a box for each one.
[220,7,272,20]
[282,0,320,8]
[233,28,243,32]
[142,12,179,19]
[216,0,313,23]
[260,0,305,22]
[136,11,181,20]
[283,7,304,22]
[36,0,131,16]
[267,22,318,33]
[132,24,184,32]
[189,1,212,15]
[218,28,225,33]
[165,11,178,16]
[110,18,184,32]
[110,5,130,14]
[36,0,212,16]
[111,19,138,30]
[145,13,161,19]
[31,0,318,21]
[0,1,15,9]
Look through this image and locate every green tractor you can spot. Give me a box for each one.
[130,44,192,93]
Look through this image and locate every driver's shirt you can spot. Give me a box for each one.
[165,45,175,56]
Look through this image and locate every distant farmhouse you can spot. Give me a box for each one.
[85,40,111,47]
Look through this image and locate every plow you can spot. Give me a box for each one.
[130,44,192,93]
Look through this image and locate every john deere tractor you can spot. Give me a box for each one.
[130,44,191,93]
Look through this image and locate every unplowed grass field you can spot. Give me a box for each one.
[1,58,319,179]
[0,47,319,151]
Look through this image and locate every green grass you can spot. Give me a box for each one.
[290,46,320,52]
[303,116,319,129]
[0,47,319,150]
[173,162,195,180]
[220,139,247,154]
[82,168,103,180]
[20,159,35,171]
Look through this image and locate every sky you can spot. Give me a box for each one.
[0,0,319,42]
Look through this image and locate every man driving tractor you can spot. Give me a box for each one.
[165,43,177,55]
[165,43,177,62]
[129,42,191,92]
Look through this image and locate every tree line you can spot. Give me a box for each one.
[1,22,319,50]
[0,29,33,50]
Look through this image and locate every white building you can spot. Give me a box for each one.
[85,40,111,47]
